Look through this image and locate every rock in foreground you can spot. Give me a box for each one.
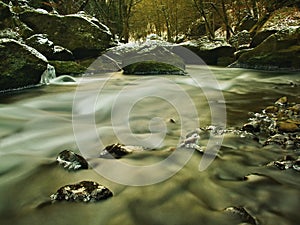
[50,181,113,203]
[100,143,144,159]
[56,150,88,170]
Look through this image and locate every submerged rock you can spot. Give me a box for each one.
[224,206,258,225]
[100,143,144,159]
[50,181,113,202]
[0,38,48,92]
[56,150,88,170]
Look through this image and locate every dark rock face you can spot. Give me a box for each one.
[0,1,12,29]
[250,29,278,48]
[232,26,300,71]
[26,34,74,61]
[56,150,88,170]
[19,10,113,59]
[123,61,185,75]
[50,181,113,202]
[0,38,48,91]
[236,15,257,32]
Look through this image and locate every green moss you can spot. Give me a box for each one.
[49,60,86,76]
[122,61,185,75]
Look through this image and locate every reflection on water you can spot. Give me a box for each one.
[0,66,300,225]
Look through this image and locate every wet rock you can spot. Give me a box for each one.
[0,38,48,92]
[275,96,288,106]
[56,150,88,170]
[50,181,113,203]
[19,9,113,59]
[241,97,300,149]
[224,206,258,225]
[237,15,257,31]
[100,143,144,159]
[123,61,185,75]
[278,121,299,132]
[273,156,300,171]
[178,129,202,152]
[264,106,278,114]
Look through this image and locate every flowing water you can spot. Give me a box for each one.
[0,66,299,225]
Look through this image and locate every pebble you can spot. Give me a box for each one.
[224,206,258,225]
[100,143,144,159]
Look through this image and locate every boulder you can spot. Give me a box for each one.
[107,40,186,73]
[49,60,86,76]
[0,38,48,91]
[123,61,185,75]
[182,38,235,66]
[25,34,74,61]
[250,29,278,48]
[232,26,300,71]
[19,10,113,59]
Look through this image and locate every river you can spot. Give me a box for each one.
[0,66,299,225]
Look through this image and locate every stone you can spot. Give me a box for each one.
[19,9,113,59]
[123,61,185,75]
[100,143,144,159]
[0,38,48,92]
[25,34,75,61]
[232,26,300,71]
[275,96,288,106]
[250,29,278,48]
[264,106,278,114]
[273,156,300,171]
[50,181,113,202]
[56,150,88,170]
[182,38,235,66]
[278,122,299,133]
[224,206,257,225]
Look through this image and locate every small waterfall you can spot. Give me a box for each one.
[40,64,56,85]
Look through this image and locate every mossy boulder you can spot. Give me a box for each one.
[0,38,48,91]
[19,10,113,59]
[49,60,86,76]
[232,26,300,71]
[123,61,185,75]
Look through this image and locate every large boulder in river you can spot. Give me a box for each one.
[19,10,113,59]
[0,38,48,91]
[181,38,235,66]
[232,26,300,71]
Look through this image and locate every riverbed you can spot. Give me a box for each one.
[0,66,299,225]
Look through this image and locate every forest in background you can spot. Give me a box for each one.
[38,0,300,42]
